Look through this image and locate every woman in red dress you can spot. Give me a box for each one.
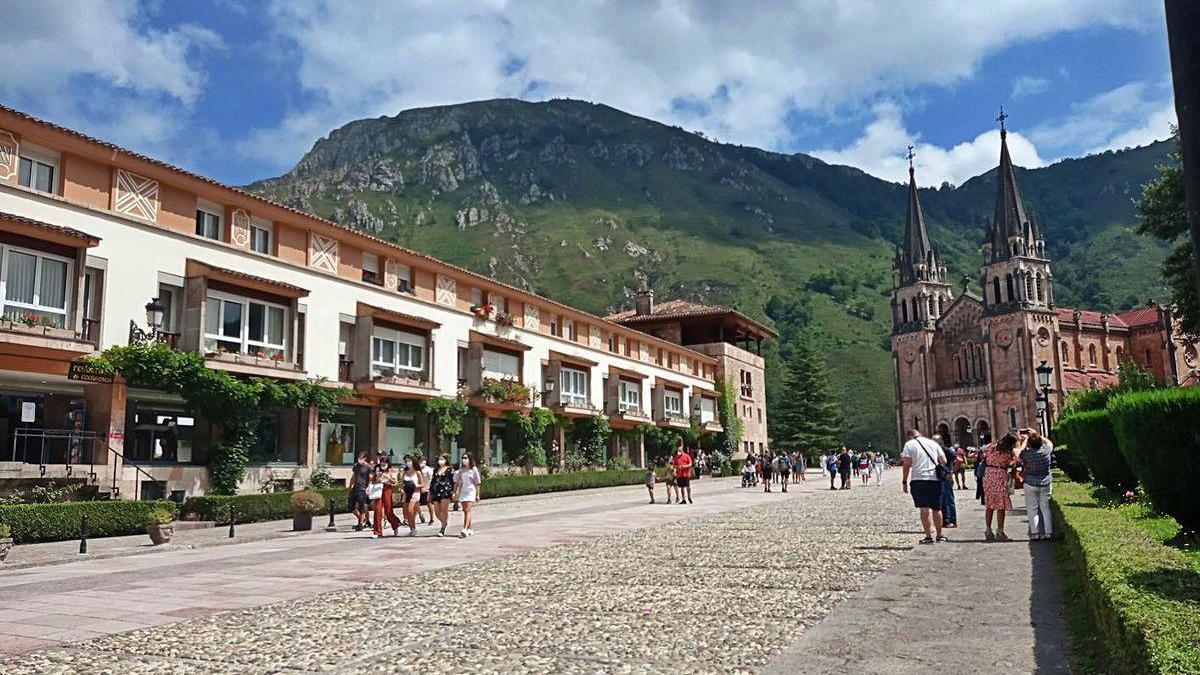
[982,433,1021,541]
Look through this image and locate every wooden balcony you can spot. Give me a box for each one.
[656,412,691,430]
[203,350,306,380]
[609,407,652,428]
[355,370,437,399]
[0,318,97,355]
[550,400,601,418]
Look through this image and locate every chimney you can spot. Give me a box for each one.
[634,288,654,316]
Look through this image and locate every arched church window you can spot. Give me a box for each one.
[1025,274,1034,301]
[1088,344,1097,366]
[1144,348,1152,367]
[956,355,963,383]
[1035,273,1044,302]
[938,295,946,315]
[992,277,1001,305]
[901,302,908,324]
[1061,342,1069,364]
[975,345,985,380]
[911,298,918,322]
[1006,274,1015,302]
[1116,346,1124,364]
[928,296,936,318]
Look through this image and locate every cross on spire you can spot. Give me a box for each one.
[996,106,1008,134]
[906,144,915,172]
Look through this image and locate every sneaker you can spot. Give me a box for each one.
[687,499,693,504]
[919,537,935,545]
[936,535,949,543]
[392,527,399,537]
[467,529,475,537]
[985,530,996,542]
[370,534,379,540]
[438,527,446,537]
[409,528,417,537]
[460,530,467,539]
[996,532,1011,542]
[353,524,363,532]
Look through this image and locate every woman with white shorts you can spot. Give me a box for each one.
[453,454,482,538]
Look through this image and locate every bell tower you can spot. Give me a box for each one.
[891,147,952,443]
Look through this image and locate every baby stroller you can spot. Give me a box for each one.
[741,459,756,488]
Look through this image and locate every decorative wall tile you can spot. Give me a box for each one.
[436,274,457,306]
[524,303,540,330]
[308,232,340,273]
[230,208,251,248]
[113,169,160,221]
[0,131,17,181]
[384,259,399,291]
[589,325,601,348]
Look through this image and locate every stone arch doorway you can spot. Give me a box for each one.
[953,418,972,448]
[975,420,991,446]
[936,422,951,444]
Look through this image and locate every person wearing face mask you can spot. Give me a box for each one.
[372,455,401,538]
[429,454,455,537]
[419,456,435,526]
[401,456,425,537]
[453,454,482,537]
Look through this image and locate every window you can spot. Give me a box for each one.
[1008,408,1017,430]
[664,390,683,417]
[1088,344,1097,367]
[204,291,286,358]
[471,287,484,307]
[482,348,520,380]
[992,277,1001,305]
[371,327,425,376]
[1061,342,1069,364]
[549,315,560,337]
[1,246,71,328]
[560,367,588,406]
[608,335,617,353]
[564,318,576,341]
[699,397,716,424]
[493,296,507,315]
[195,208,222,240]
[18,155,56,194]
[655,348,664,366]
[1144,348,1152,367]
[250,220,272,255]
[394,262,412,292]
[740,370,753,397]
[361,252,381,285]
[901,302,908,323]
[1005,274,1015,302]
[618,379,641,412]
[158,284,181,334]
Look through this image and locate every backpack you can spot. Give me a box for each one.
[778,456,791,471]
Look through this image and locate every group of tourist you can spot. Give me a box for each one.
[645,442,697,504]
[348,450,482,539]
[901,427,1054,545]
[740,450,808,492]
[818,446,888,490]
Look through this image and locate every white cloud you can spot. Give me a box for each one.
[1012,76,1050,99]
[240,0,1156,169]
[1030,81,1176,155]
[810,102,1046,187]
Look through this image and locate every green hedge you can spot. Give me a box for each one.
[1056,410,1137,493]
[182,488,348,525]
[483,469,645,498]
[1053,444,1091,483]
[0,500,178,544]
[1107,387,1200,531]
[1053,480,1200,674]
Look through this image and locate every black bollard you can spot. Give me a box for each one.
[79,514,89,554]
[228,504,236,538]
[327,498,336,531]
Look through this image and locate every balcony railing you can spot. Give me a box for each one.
[338,358,353,382]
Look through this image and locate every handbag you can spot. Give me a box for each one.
[917,439,950,481]
[368,483,383,500]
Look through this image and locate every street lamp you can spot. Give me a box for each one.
[145,297,165,333]
[1035,360,1054,435]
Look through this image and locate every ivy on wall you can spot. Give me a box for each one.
[86,342,346,495]
[716,378,743,457]
[420,397,470,451]
[566,415,612,470]
[505,408,556,472]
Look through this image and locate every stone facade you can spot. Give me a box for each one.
[892,126,1199,448]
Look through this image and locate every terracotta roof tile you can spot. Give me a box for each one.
[1114,307,1161,328]
[0,210,99,245]
[1061,369,1119,390]
[1056,307,1128,329]
[605,299,778,338]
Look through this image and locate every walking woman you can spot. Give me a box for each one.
[982,433,1020,541]
[858,451,870,485]
[372,455,401,538]
[401,456,425,537]
[428,454,455,537]
[1019,430,1055,540]
[419,456,435,526]
[454,454,482,537]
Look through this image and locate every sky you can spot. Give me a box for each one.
[0,0,1177,188]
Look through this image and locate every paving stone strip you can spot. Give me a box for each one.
[2,481,915,674]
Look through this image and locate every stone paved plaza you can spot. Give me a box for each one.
[1,474,927,673]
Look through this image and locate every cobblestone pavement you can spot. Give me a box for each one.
[3,475,917,673]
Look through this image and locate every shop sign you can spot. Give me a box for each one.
[68,361,115,383]
[20,401,36,423]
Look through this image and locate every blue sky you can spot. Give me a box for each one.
[0,1,1175,187]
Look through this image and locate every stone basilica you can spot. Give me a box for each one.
[890,119,1199,449]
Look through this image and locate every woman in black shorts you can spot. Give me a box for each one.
[429,454,455,537]
[761,453,774,493]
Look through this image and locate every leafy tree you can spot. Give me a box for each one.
[1136,128,1199,336]
[772,332,842,456]
[505,408,555,473]
[566,415,611,470]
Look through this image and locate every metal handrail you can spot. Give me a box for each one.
[10,428,158,499]
[104,443,158,500]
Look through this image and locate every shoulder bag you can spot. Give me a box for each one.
[916,439,950,482]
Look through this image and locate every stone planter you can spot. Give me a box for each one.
[147,523,174,546]
[0,537,12,562]
[293,513,314,531]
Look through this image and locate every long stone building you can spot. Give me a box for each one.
[891,119,1199,448]
[0,105,769,499]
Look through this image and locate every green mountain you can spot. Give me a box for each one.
[247,98,1172,450]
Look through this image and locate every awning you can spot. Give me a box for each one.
[186,259,309,299]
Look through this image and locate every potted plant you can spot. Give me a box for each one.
[147,507,175,545]
[0,523,11,562]
[290,490,326,531]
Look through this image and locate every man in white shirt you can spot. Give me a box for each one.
[901,429,948,544]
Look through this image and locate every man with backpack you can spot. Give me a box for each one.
[777,451,792,492]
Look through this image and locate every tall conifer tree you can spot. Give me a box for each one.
[773,332,842,455]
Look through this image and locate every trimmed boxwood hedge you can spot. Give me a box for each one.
[0,500,178,544]
[1056,410,1137,493]
[482,469,645,498]
[1107,387,1200,531]
[182,488,349,525]
[1053,443,1091,483]
[1053,480,1200,674]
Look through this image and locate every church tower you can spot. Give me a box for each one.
[978,110,1059,435]
[891,148,953,442]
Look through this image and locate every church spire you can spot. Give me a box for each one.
[898,145,939,285]
[986,107,1042,261]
